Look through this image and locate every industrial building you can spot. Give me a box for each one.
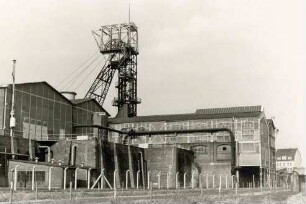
[0,21,278,190]
[109,105,277,187]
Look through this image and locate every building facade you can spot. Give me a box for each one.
[108,106,277,186]
[276,148,302,173]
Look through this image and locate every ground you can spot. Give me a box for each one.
[0,188,304,204]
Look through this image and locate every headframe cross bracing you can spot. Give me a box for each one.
[85,23,141,117]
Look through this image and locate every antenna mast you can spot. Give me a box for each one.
[10,60,16,159]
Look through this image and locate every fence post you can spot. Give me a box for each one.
[235,182,238,195]
[113,169,117,191]
[231,175,234,189]
[9,181,13,204]
[64,167,69,190]
[191,173,194,189]
[150,181,153,201]
[101,169,105,189]
[69,182,72,201]
[136,170,140,189]
[48,167,54,191]
[32,166,36,191]
[253,175,255,188]
[225,175,228,189]
[157,172,161,189]
[183,173,187,189]
[199,174,202,189]
[200,178,203,197]
[206,174,209,189]
[125,170,130,189]
[167,172,170,190]
[219,175,222,191]
[87,168,92,189]
[212,175,215,188]
[13,165,20,191]
[74,167,79,189]
[147,171,151,190]
[35,182,38,200]
[176,172,179,189]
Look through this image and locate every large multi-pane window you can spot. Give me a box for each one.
[1,83,73,140]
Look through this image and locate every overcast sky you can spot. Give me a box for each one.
[0,0,305,165]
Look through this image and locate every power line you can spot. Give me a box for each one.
[62,55,101,90]
[73,57,105,92]
[57,51,99,88]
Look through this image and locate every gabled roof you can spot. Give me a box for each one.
[71,98,110,116]
[4,81,73,105]
[109,105,264,124]
[195,105,263,115]
[276,148,298,161]
[267,119,277,129]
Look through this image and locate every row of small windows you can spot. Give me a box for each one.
[277,162,292,167]
[113,119,259,132]
[277,156,292,161]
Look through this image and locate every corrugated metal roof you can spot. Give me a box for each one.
[276,148,298,161]
[195,106,262,115]
[109,105,263,124]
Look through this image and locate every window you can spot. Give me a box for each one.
[282,156,287,160]
[277,157,281,160]
[288,156,292,160]
[217,145,231,161]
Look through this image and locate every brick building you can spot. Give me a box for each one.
[108,106,278,187]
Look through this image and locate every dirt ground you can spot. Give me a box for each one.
[0,188,304,204]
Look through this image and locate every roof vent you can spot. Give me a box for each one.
[61,91,77,100]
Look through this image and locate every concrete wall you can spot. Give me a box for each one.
[0,136,35,187]
[8,160,63,189]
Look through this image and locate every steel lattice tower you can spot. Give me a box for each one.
[85,23,141,117]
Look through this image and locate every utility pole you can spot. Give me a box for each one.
[10,60,16,159]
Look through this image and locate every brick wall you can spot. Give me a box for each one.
[145,147,193,188]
